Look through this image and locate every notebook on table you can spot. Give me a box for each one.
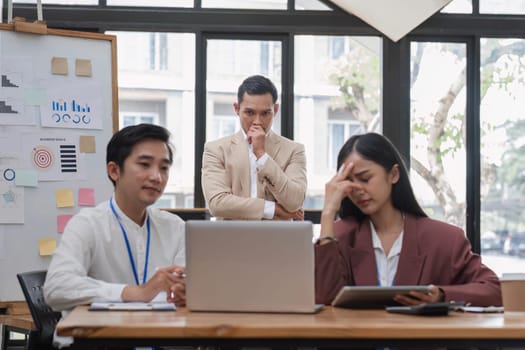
[89,301,176,311]
[185,220,323,314]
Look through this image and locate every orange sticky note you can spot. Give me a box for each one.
[79,135,96,153]
[78,188,95,206]
[56,189,75,208]
[51,57,68,75]
[57,214,74,233]
[38,238,57,256]
[76,59,93,77]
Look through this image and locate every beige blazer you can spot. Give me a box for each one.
[202,130,307,220]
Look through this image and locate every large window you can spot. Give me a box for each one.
[294,35,381,209]
[16,0,525,277]
[480,38,525,275]
[410,41,467,227]
[206,38,283,142]
[480,0,525,14]
[108,31,196,208]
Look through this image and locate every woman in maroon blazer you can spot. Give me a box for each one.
[315,133,501,307]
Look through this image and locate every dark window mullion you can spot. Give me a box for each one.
[281,33,294,139]
[194,31,207,208]
[382,37,410,160]
[466,36,481,253]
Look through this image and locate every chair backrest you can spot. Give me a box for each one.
[17,270,61,349]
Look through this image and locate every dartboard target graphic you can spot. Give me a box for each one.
[32,146,55,170]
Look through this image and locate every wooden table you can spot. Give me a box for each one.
[56,306,525,349]
[0,301,34,350]
[0,314,34,350]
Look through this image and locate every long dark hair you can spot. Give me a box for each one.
[337,132,427,220]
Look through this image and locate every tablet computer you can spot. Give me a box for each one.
[331,285,433,309]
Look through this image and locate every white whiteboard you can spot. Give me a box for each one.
[0,25,117,300]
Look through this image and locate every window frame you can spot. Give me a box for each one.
[10,0,525,253]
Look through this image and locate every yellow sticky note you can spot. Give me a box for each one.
[39,238,57,256]
[56,189,75,208]
[79,135,96,153]
[76,59,92,77]
[51,57,68,75]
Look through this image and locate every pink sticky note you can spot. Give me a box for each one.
[57,214,74,233]
[78,188,95,206]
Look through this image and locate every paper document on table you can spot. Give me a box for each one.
[89,302,176,311]
[460,306,504,313]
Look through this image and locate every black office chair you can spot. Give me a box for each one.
[16,270,61,350]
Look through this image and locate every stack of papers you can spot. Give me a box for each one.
[460,306,504,313]
[89,302,176,311]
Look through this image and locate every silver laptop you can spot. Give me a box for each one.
[185,220,323,313]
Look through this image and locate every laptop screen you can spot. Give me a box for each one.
[185,220,318,313]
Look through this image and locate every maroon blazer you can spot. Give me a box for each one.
[315,213,502,307]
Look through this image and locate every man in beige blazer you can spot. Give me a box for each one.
[202,75,307,220]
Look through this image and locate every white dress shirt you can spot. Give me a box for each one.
[243,130,275,219]
[370,221,403,287]
[44,198,185,312]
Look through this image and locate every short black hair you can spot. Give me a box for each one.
[106,123,173,186]
[337,132,427,220]
[237,75,278,104]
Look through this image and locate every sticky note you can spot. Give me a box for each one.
[79,135,96,153]
[14,168,38,187]
[57,214,74,233]
[56,189,75,208]
[76,59,92,77]
[51,57,68,75]
[38,238,57,256]
[78,188,95,206]
[25,88,47,105]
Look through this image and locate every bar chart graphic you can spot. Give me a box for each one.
[1,74,19,88]
[52,100,68,112]
[0,101,18,114]
[71,99,91,113]
[50,98,93,125]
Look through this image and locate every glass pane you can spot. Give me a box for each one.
[107,0,192,7]
[296,0,331,11]
[14,0,96,3]
[480,0,525,14]
[202,0,286,9]
[441,0,472,13]
[480,38,525,276]
[410,42,466,229]
[107,31,196,208]
[206,39,282,141]
[294,35,382,209]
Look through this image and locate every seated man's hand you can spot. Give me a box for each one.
[121,265,186,304]
[274,203,304,221]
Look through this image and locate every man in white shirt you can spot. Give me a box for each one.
[44,123,186,347]
[202,75,307,220]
